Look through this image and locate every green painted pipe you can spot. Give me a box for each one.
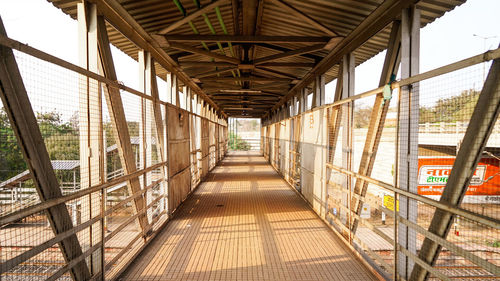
[173,0,209,50]
[215,6,240,77]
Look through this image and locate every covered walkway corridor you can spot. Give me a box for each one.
[0,0,499,280]
[121,152,378,281]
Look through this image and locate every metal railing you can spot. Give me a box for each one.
[262,48,500,280]
[0,32,227,281]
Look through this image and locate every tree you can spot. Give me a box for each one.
[420,89,480,123]
[37,111,79,160]
[0,108,82,181]
[0,108,26,181]
[229,132,251,151]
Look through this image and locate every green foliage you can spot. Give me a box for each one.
[487,240,500,248]
[0,107,148,185]
[45,134,79,160]
[0,108,80,181]
[420,89,480,123]
[0,109,26,181]
[229,132,251,151]
[37,110,80,160]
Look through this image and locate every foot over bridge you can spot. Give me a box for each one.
[120,152,379,281]
[0,0,499,280]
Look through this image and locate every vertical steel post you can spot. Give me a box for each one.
[341,53,354,237]
[397,7,420,278]
[78,2,103,274]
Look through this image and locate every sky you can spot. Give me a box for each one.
[0,0,499,118]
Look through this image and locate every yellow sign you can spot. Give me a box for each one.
[383,194,399,212]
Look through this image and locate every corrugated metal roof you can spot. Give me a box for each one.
[47,0,466,117]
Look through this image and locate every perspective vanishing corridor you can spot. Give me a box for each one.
[0,0,499,280]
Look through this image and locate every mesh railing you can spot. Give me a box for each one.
[0,34,226,280]
[262,48,500,280]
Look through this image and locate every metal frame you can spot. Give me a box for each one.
[350,21,401,235]
[95,12,149,236]
[262,45,500,280]
[410,44,500,280]
[0,9,228,279]
[0,17,91,281]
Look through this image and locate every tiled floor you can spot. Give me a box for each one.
[120,152,378,281]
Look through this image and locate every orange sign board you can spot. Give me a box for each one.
[417,157,499,197]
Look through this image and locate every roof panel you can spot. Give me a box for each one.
[47,0,466,117]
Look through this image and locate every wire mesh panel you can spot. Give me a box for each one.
[414,63,499,280]
[265,50,500,280]
[0,31,227,280]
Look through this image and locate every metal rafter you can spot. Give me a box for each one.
[161,34,332,43]
[201,76,292,82]
[157,0,230,35]
[253,44,326,65]
[167,42,240,64]
[266,0,417,117]
[90,0,224,116]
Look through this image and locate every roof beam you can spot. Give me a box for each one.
[253,44,326,64]
[258,62,315,67]
[168,42,240,64]
[195,67,238,78]
[170,42,238,60]
[201,76,292,82]
[180,61,315,68]
[162,34,332,43]
[256,43,323,61]
[251,0,265,63]
[90,0,224,116]
[180,61,236,67]
[157,0,229,35]
[210,94,280,99]
[204,88,284,95]
[209,92,283,98]
[217,100,273,105]
[242,0,258,36]
[252,81,292,90]
[267,0,417,116]
[200,81,243,89]
[254,66,298,79]
[231,0,240,35]
[267,0,338,36]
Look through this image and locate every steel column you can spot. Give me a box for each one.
[341,53,354,232]
[397,7,420,278]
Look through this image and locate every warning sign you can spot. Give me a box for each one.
[383,194,399,212]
